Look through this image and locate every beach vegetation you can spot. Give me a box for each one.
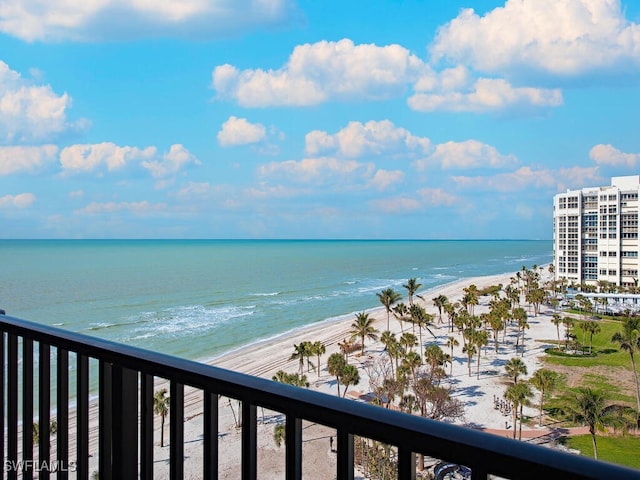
[402,350,421,379]
[432,294,448,324]
[530,368,560,426]
[272,370,309,388]
[399,332,417,354]
[32,419,58,445]
[153,388,170,447]
[402,278,423,308]
[462,343,476,377]
[273,423,286,447]
[377,288,402,331]
[505,357,527,385]
[562,434,640,468]
[561,387,636,460]
[350,312,379,356]
[354,437,397,480]
[339,364,360,397]
[338,337,358,363]
[391,302,409,333]
[445,336,458,376]
[504,382,533,440]
[462,284,479,315]
[289,342,313,374]
[310,341,326,377]
[327,353,347,396]
[472,329,489,379]
[611,316,640,416]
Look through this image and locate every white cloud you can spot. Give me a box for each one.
[430,0,640,78]
[408,77,562,113]
[451,165,600,192]
[589,143,640,167]
[0,0,299,42]
[141,144,200,178]
[0,192,36,208]
[59,142,198,178]
[369,169,404,191]
[212,39,424,107]
[417,188,457,206]
[370,196,422,214]
[60,142,156,173]
[415,139,518,171]
[259,156,374,184]
[218,116,267,146]
[76,201,167,215]
[0,61,83,143]
[0,144,58,175]
[305,120,431,158]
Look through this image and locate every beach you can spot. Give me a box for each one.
[143,267,560,479]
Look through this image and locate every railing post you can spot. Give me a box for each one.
[141,374,154,480]
[77,354,90,478]
[99,361,113,480]
[285,414,302,480]
[170,381,185,480]
[111,365,139,479]
[22,338,34,480]
[336,430,354,480]
[7,334,18,480]
[57,348,69,480]
[0,332,4,480]
[241,402,257,480]
[203,391,218,480]
[397,448,416,480]
[38,343,51,480]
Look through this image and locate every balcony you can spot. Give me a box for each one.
[1,312,639,480]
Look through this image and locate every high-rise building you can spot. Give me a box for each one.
[553,175,640,288]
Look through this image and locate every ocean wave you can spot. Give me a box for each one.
[121,303,254,341]
[250,291,281,297]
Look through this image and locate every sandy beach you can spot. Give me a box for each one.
[136,267,562,479]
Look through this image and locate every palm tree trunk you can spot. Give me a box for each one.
[538,389,545,427]
[512,404,518,439]
[519,404,523,440]
[161,415,165,447]
[591,431,598,460]
[630,352,640,414]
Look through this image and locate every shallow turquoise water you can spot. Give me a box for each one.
[0,239,552,361]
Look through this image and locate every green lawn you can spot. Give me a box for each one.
[564,435,640,470]
[545,319,632,369]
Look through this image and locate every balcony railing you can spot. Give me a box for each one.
[1,313,639,480]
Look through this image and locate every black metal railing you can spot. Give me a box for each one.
[1,313,639,480]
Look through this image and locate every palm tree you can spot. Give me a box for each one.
[512,307,528,354]
[273,423,286,447]
[462,284,479,315]
[586,321,601,354]
[566,388,623,460]
[473,329,489,380]
[611,316,640,415]
[377,288,402,331]
[338,337,353,363]
[551,313,562,348]
[290,342,309,374]
[445,336,459,376]
[311,341,326,377]
[380,330,397,376]
[504,382,532,440]
[327,353,346,396]
[349,312,379,355]
[562,317,575,351]
[530,368,559,426]
[402,351,422,379]
[339,364,360,397]
[392,302,409,333]
[409,304,436,361]
[505,357,527,385]
[462,343,476,377]
[154,388,170,447]
[399,332,417,354]
[432,294,448,324]
[403,278,423,307]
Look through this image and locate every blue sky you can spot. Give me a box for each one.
[1,0,640,239]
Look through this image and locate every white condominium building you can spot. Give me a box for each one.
[553,175,640,288]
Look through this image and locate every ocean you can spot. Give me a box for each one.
[0,239,552,362]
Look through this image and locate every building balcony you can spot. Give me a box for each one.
[1,313,639,480]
